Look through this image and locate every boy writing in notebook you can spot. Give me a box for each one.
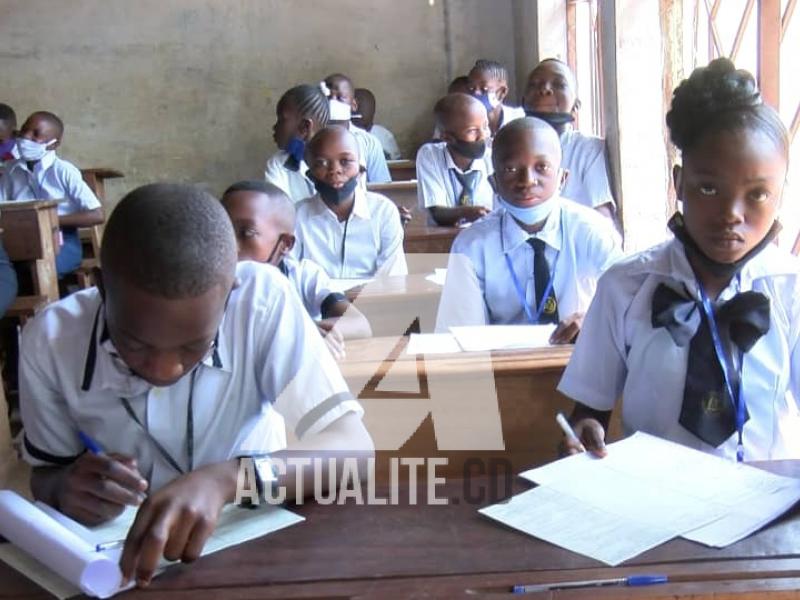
[221,180,371,359]
[293,126,407,279]
[559,59,800,461]
[0,111,104,277]
[19,183,373,586]
[417,93,494,226]
[436,117,621,342]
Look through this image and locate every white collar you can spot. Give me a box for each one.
[500,197,564,254]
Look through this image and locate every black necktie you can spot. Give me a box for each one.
[452,169,480,206]
[527,238,559,324]
[651,284,770,447]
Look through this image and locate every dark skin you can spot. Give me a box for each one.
[18,113,104,228]
[31,266,373,586]
[562,126,787,458]
[493,125,587,346]
[325,75,358,112]
[466,69,508,137]
[352,89,375,131]
[272,99,318,151]
[307,127,362,222]
[0,118,16,145]
[430,97,492,227]
[522,61,615,221]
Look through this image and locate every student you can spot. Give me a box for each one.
[523,58,616,220]
[265,84,330,203]
[19,183,373,586]
[0,104,18,172]
[467,59,526,137]
[448,75,471,95]
[417,94,494,226]
[294,126,407,278]
[0,111,104,277]
[436,117,621,341]
[323,73,391,183]
[558,59,799,461]
[221,180,372,359]
[353,88,401,160]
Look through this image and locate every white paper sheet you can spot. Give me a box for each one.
[450,324,556,352]
[424,268,447,286]
[0,491,304,599]
[405,333,462,355]
[328,278,373,294]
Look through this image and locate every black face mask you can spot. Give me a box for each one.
[449,138,486,160]
[308,173,360,206]
[668,212,782,280]
[524,110,575,128]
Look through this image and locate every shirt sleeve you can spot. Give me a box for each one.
[374,198,408,276]
[416,145,451,209]
[61,163,102,212]
[434,238,489,332]
[264,155,290,197]
[381,128,402,160]
[298,259,335,319]
[557,266,629,411]
[254,275,362,441]
[364,134,391,183]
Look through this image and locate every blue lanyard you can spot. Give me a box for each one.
[504,250,555,325]
[697,278,746,462]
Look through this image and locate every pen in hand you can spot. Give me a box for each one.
[556,412,586,453]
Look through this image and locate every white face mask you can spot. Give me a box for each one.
[16,138,55,162]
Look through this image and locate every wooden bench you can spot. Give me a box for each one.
[76,167,123,288]
[387,159,416,181]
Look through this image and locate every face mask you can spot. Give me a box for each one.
[449,138,486,160]
[17,138,55,162]
[668,212,781,279]
[309,173,360,206]
[473,92,501,113]
[0,138,15,157]
[497,196,555,226]
[524,110,575,127]
[285,136,306,165]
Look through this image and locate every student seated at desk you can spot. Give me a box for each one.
[0,111,104,277]
[221,179,371,359]
[352,88,401,160]
[0,104,18,174]
[265,84,330,203]
[558,59,800,461]
[417,93,494,227]
[436,117,621,342]
[323,73,391,183]
[19,182,373,586]
[294,126,407,279]
[524,58,616,220]
[467,59,526,137]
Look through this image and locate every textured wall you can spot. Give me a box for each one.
[1,0,517,203]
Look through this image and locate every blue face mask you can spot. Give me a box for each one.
[497,196,555,226]
[285,137,306,165]
[0,138,15,157]
[472,92,500,114]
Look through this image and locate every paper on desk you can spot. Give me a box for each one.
[480,486,678,566]
[424,268,447,286]
[328,278,373,294]
[405,333,461,355]
[450,324,556,352]
[0,491,304,599]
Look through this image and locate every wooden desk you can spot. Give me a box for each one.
[5,469,800,599]
[0,200,60,302]
[404,224,460,254]
[367,181,427,229]
[387,158,416,181]
[78,167,123,262]
[339,336,575,478]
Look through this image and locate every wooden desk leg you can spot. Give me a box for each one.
[34,208,59,302]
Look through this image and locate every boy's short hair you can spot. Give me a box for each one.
[222,180,295,224]
[29,111,64,138]
[306,125,361,162]
[433,93,484,131]
[469,59,509,84]
[101,183,237,298]
[324,72,354,88]
[492,116,562,163]
[0,103,16,125]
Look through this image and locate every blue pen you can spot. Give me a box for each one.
[512,574,668,594]
[78,431,103,455]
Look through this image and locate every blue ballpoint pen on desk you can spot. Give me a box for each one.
[512,574,669,594]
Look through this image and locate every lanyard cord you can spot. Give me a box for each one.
[340,216,350,278]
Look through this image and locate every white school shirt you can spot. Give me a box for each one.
[293,186,407,279]
[558,238,800,460]
[435,197,622,332]
[560,129,615,210]
[415,141,495,219]
[19,261,363,490]
[264,150,315,203]
[351,125,392,183]
[499,104,526,128]
[370,124,402,160]
[0,152,100,215]
[279,255,341,320]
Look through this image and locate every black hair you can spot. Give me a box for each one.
[0,103,16,125]
[222,179,289,199]
[492,116,561,163]
[433,93,484,129]
[447,76,470,94]
[324,73,354,90]
[469,59,509,84]
[101,183,237,298]
[306,125,360,163]
[666,58,788,157]
[29,111,64,138]
[354,88,375,111]
[277,84,330,129]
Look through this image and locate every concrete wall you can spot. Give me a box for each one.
[1,0,517,203]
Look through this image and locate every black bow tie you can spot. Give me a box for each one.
[651,283,770,447]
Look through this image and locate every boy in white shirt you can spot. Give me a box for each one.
[265,84,330,203]
[353,88,401,160]
[0,111,104,276]
[19,182,373,586]
[416,93,494,226]
[466,59,526,137]
[294,126,407,278]
[436,117,621,342]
